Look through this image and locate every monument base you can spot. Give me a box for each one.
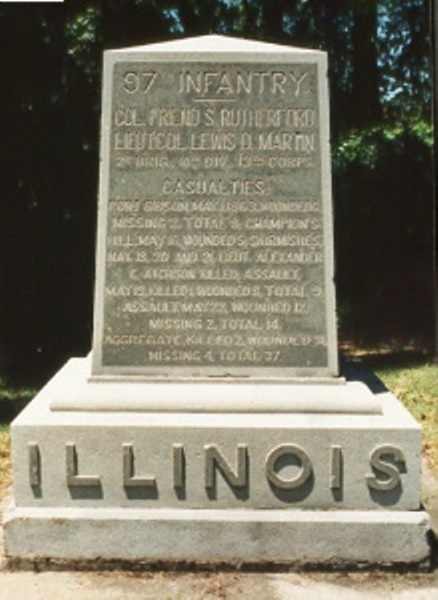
[4,505,430,566]
[50,357,379,414]
[4,357,432,565]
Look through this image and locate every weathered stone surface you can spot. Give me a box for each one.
[49,357,380,414]
[4,36,430,567]
[6,361,431,563]
[10,361,421,511]
[4,506,431,565]
[92,35,338,378]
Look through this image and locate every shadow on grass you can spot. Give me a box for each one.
[339,338,435,371]
[339,340,437,397]
[0,394,35,424]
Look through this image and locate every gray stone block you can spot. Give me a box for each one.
[49,357,380,414]
[4,505,431,565]
[4,36,430,567]
[9,360,422,512]
[92,35,338,378]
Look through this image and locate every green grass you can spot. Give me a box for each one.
[0,424,11,492]
[0,383,36,492]
[375,362,438,472]
[0,388,35,401]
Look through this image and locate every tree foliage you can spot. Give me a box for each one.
[0,0,433,383]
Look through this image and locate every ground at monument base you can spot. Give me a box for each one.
[1,477,437,598]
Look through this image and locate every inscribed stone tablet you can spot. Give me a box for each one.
[92,36,338,378]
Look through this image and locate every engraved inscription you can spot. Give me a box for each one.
[30,440,409,504]
[265,444,312,490]
[365,444,405,492]
[177,69,310,97]
[122,443,156,488]
[28,442,41,487]
[173,443,185,489]
[204,444,248,489]
[97,60,332,373]
[65,443,101,488]
[329,445,343,490]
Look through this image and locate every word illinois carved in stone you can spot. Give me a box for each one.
[28,440,406,498]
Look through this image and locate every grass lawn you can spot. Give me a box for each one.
[375,361,438,472]
[0,384,35,492]
[0,424,11,493]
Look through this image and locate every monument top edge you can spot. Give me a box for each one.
[105,34,325,56]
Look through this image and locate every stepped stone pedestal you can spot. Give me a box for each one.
[4,357,431,564]
[4,35,432,566]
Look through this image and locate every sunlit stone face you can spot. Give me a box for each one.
[92,41,337,378]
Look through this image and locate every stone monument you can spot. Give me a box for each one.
[4,35,431,566]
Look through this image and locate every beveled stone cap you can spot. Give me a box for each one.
[106,34,325,56]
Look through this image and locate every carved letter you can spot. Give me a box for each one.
[123,443,156,488]
[28,442,41,487]
[289,71,309,97]
[366,444,405,491]
[66,443,101,488]
[330,445,343,490]
[204,444,248,490]
[123,71,140,94]
[172,444,185,489]
[141,71,157,94]
[265,444,312,489]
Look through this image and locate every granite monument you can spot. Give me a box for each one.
[4,35,431,566]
